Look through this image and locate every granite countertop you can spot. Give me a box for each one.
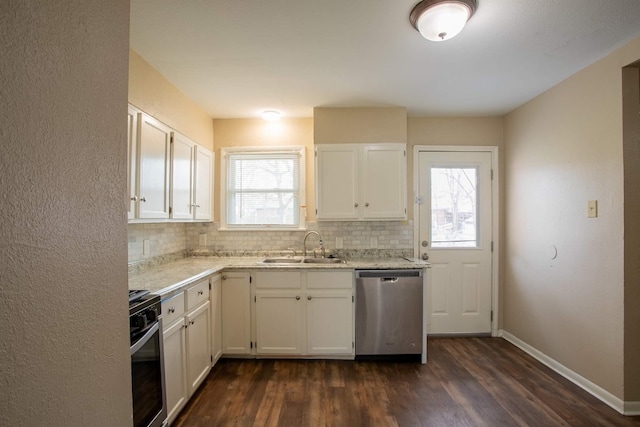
[128,256,429,298]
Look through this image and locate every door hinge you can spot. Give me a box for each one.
[211,355,213,362]
[254,295,256,303]
[352,342,354,349]
[170,134,174,144]
[491,311,494,322]
[250,342,253,349]
[209,282,211,290]
[250,276,252,284]
[169,206,172,215]
[491,169,494,180]
[491,241,494,252]
[352,295,354,303]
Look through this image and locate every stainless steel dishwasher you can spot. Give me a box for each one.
[355,269,423,357]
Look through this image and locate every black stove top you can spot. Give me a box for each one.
[129,289,150,304]
[128,289,160,316]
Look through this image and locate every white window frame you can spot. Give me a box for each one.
[220,146,306,231]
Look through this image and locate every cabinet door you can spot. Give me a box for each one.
[138,113,171,219]
[315,145,359,220]
[194,145,213,221]
[170,131,195,219]
[163,318,188,424]
[127,105,139,219]
[362,144,407,219]
[221,273,252,354]
[186,301,211,393]
[210,275,222,364]
[255,290,303,355]
[306,290,353,355]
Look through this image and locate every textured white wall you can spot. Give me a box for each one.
[0,1,132,425]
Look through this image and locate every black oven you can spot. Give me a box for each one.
[130,290,167,427]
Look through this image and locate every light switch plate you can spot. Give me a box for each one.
[587,200,598,218]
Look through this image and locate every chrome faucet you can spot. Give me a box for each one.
[303,231,324,257]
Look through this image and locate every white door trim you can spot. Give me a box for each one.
[413,145,500,336]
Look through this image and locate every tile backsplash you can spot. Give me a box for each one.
[128,221,414,263]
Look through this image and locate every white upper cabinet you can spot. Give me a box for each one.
[361,144,407,219]
[138,113,172,219]
[170,131,195,219]
[194,145,213,221]
[127,105,140,219]
[127,104,214,222]
[315,144,407,221]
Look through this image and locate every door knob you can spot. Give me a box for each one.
[421,240,429,247]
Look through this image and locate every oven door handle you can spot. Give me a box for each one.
[130,321,159,356]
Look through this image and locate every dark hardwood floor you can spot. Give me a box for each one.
[174,337,640,426]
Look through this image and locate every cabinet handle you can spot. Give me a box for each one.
[198,290,204,296]
[140,197,147,203]
[295,296,301,300]
[365,202,369,207]
[191,204,201,208]
[307,295,312,300]
[222,275,227,280]
[190,320,195,325]
[130,195,138,202]
[183,324,188,329]
[168,307,175,314]
[354,203,359,208]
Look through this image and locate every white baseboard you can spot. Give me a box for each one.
[498,330,640,416]
[625,401,640,416]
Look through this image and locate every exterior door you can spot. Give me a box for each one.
[417,151,493,334]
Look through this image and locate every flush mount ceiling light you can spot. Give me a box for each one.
[410,0,477,42]
[261,110,281,121]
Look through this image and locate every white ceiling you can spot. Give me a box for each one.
[129,0,640,119]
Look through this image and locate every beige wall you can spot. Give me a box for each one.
[314,107,407,144]
[504,35,640,401]
[129,49,214,150]
[212,118,314,221]
[622,65,640,401]
[1,2,132,425]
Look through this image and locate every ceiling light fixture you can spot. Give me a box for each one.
[261,110,281,121]
[410,0,477,42]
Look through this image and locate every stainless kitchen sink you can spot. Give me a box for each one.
[303,257,346,264]
[259,257,346,264]
[260,257,303,264]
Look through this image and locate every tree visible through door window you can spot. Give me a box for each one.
[431,167,478,247]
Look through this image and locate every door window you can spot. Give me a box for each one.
[430,167,478,248]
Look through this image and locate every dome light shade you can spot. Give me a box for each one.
[410,0,476,42]
[261,110,281,121]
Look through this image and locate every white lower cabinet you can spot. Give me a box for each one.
[163,315,187,424]
[221,272,252,355]
[162,277,212,425]
[255,290,304,354]
[253,270,354,357]
[306,289,353,354]
[210,274,222,364]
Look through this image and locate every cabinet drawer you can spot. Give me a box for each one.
[255,271,302,289]
[307,271,353,289]
[162,292,185,326]
[186,279,209,310]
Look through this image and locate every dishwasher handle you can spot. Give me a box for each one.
[356,269,423,279]
[381,277,399,283]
